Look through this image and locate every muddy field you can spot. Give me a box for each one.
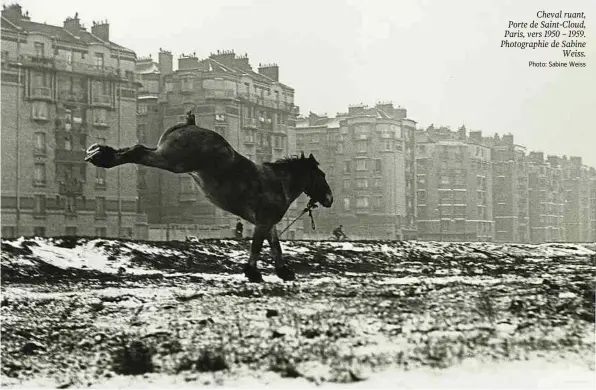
[1,237,595,388]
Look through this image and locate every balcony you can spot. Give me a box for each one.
[30,86,52,101]
[59,179,83,196]
[55,149,86,163]
[204,89,236,99]
[179,192,197,202]
[243,118,258,129]
[17,55,121,79]
[92,94,112,107]
[58,90,87,104]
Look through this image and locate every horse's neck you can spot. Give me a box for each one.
[274,166,307,206]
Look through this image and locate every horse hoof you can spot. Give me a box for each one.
[84,144,116,168]
[243,264,263,283]
[275,266,296,282]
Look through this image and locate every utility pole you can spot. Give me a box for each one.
[117,49,122,238]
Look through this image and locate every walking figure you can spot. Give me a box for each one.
[235,219,244,239]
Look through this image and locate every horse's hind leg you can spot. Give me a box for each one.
[268,227,295,282]
[243,225,268,283]
[85,144,177,172]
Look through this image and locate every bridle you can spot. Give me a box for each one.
[278,169,321,236]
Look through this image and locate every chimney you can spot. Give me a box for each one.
[502,133,514,145]
[91,20,110,41]
[529,151,544,164]
[209,50,236,67]
[348,104,367,115]
[234,53,251,70]
[469,130,483,143]
[457,125,467,140]
[258,63,279,82]
[2,4,28,20]
[308,112,319,126]
[63,13,83,34]
[547,155,561,167]
[178,53,199,70]
[158,49,173,76]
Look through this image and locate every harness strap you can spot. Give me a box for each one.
[278,199,317,236]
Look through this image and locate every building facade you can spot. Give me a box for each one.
[296,103,417,240]
[487,134,530,243]
[135,50,302,239]
[1,5,147,239]
[415,126,494,241]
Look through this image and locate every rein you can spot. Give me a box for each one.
[278,198,318,236]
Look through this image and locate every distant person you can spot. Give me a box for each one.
[235,219,244,239]
[332,225,347,240]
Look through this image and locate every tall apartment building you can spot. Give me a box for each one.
[526,152,565,242]
[561,156,594,242]
[296,103,417,240]
[1,5,147,239]
[415,126,494,241]
[485,134,530,243]
[135,50,302,238]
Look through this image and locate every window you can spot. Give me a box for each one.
[343,198,351,211]
[337,143,343,154]
[274,135,282,149]
[215,113,226,122]
[95,197,106,216]
[356,159,368,171]
[383,140,393,151]
[180,176,194,194]
[34,133,46,155]
[33,226,46,237]
[1,226,15,238]
[32,102,49,120]
[311,135,319,143]
[244,131,255,143]
[356,197,369,208]
[65,227,77,236]
[94,52,104,68]
[373,159,382,174]
[357,140,367,153]
[95,227,107,237]
[356,179,369,189]
[34,163,46,185]
[181,77,193,91]
[65,196,76,214]
[93,109,108,126]
[64,136,72,151]
[373,196,382,209]
[33,195,46,215]
[95,167,106,186]
[34,42,45,57]
[343,161,351,173]
[343,179,350,190]
[373,178,381,188]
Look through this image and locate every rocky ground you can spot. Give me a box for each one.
[1,237,595,388]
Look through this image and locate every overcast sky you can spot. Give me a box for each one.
[6,0,596,166]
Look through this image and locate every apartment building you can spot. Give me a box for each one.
[135,50,302,238]
[296,103,417,239]
[527,152,565,242]
[415,126,494,241]
[1,5,147,238]
[561,156,594,242]
[486,134,530,243]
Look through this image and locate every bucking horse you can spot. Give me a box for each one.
[84,112,333,282]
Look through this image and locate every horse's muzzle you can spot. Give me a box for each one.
[321,194,333,208]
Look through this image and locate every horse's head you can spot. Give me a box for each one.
[300,152,333,208]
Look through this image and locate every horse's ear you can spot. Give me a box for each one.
[300,151,305,159]
[308,153,315,160]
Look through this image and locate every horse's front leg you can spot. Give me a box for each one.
[243,225,269,283]
[268,227,295,282]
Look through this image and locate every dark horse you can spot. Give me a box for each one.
[84,114,333,282]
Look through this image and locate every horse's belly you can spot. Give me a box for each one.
[188,172,255,221]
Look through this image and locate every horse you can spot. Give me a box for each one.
[84,114,333,282]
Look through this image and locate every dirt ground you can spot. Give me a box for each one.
[1,238,595,388]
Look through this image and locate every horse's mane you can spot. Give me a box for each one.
[264,155,319,172]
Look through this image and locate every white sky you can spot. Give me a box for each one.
[6,0,596,166]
